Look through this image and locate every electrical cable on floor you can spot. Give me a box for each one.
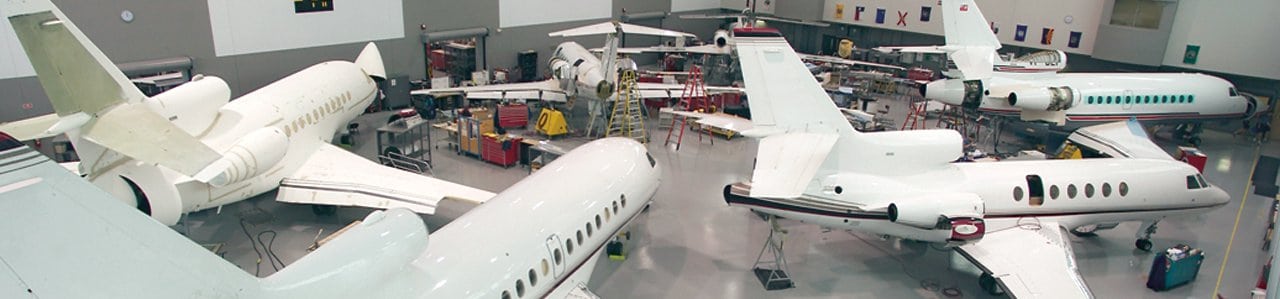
[239,218,264,276]
[847,231,965,298]
[258,230,285,271]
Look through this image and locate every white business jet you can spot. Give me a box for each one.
[0,131,661,298]
[0,0,492,226]
[909,0,1257,126]
[721,25,1230,297]
[412,22,740,102]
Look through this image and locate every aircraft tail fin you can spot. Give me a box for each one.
[354,42,386,80]
[6,6,145,117]
[4,0,222,178]
[941,0,1000,79]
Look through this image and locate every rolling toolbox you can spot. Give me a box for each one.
[1147,244,1205,291]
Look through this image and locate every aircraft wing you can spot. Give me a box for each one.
[411,80,568,102]
[750,132,838,198]
[596,44,731,55]
[276,143,495,214]
[874,46,947,54]
[544,250,603,299]
[955,223,1093,298]
[1067,120,1173,160]
[797,53,905,71]
[549,21,695,38]
[635,82,742,99]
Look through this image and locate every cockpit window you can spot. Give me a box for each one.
[573,59,586,67]
[1186,175,1201,189]
[0,132,21,151]
[1196,174,1209,188]
[1229,87,1239,97]
[646,152,656,168]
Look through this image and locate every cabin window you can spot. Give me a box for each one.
[515,280,525,297]
[1049,185,1060,199]
[1085,183,1096,198]
[528,269,538,286]
[1013,186,1024,201]
[1179,95,1186,103]
[1189,95,1195,103]
[613,201,619,214]
[1119,182,1129,196]
[621,195,627,208]
[576,230,584,245]
[1026,175,1045,206]
[1106,96,1113,104]
[502,291,512,299]
[1125,96,1132,104]
[566,240,574,254]
[604,208,611,222]
[1067,184,1078,199]
[1162,95,1168,103]
[1087,96,1094,104]
[554,249,563,265]
[1102,183,1113,197]
[586,223,593,237]
[595,215,602,229]
[1186,175,1201,189]
[1145,96,1152,103]
[541,259,550,275]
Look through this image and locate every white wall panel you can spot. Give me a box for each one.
[722,0,774,14]
[822,0,1104,55]
[0,17,35,79]
[1162,0,1280,80]
[499,0,610,28]
[207,0,404,57]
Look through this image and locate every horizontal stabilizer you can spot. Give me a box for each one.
[549,21,696,38]
[750,132,838,198]
[0,113,60,140]
[797,53,904,70]
[874,46,947,54]
[277,143,495,214]
[80,104,222,177]
[950,47,997,79]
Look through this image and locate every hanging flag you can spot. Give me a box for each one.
[1015,24,1027,42]
[1183,45,1200,64]
[855,6,865,21]
[897,11,908,26]
[876,8,886,24]
[1068,31,1082,48]
[1041,27,1055,45]
[920,6,932,22]
[835,4,844,19]
[990,21,999,34]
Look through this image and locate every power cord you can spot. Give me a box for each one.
[240,219,286,276]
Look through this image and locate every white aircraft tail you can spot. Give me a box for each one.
[3,0,223,178]
[354,42,387,80]
[550,21,697,85]
[941,0,1001,79]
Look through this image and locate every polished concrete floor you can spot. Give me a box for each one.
[180,110,1279,298]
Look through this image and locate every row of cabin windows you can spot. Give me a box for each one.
[1013,175,1130,206]
[1086,94,1195,105]
[501,195,629,299]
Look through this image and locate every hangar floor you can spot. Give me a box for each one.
[180,110,1278,298]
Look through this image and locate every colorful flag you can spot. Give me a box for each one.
[1015,24,1027,42]
[990,22,999,34]
[920,6,932,22]
[1183,45,1200,64]
[1068,31,1082,48]
[855,6,865,21]
[1041,27,1055,45]
[835,4,844,19]
[897,11,908,26]
[876,8,886,24]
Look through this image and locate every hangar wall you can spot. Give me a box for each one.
[0,0,726,123]
[1161,0,1280,80]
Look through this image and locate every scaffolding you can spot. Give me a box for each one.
[606,70,647,143]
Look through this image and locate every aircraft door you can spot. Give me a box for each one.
[1122,90,1135,110]
[545,234,566,279]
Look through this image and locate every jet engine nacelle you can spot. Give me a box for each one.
[143,75,231,135]
[205,127,289,186]
[713,30,730,48]
[922,79,985,110]
[1007,86,1075,111]
[887,193,986,242]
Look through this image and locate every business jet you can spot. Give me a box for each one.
[412,21,740,103]
[910,0,1257,126]
[722,25,1230,297]
[0,130,661,298]
[0,0,493,226]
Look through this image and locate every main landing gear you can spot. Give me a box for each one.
[1135,220,1159,251]
[978,272,1006,296]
